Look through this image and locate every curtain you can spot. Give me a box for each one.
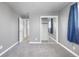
[68,3,79,44]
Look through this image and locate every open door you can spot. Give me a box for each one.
[40,16,58,43]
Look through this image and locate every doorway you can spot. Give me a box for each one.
[40,16,58,43]
[18,17,29,43]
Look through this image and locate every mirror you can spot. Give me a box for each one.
[48,17,56,40]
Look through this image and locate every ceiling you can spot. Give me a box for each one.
[6,2,72,16]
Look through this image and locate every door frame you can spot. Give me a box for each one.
[40,16,58,43]
[18,17,30,43]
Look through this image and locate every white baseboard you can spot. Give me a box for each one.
[29,42,41,44]
[58,42,79,57]
[49,36,58,43]
[49,36,79,57]
[0,42,18,56]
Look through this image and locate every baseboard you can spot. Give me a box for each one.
[29,42,41,44]
[49,36,79,57]
[58,42,79,57]
[49,36,58,43]
[0,42,18,56]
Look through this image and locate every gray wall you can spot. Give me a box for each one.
[29,12,58,42]
[58,3,79,55]
[0,3,18,53]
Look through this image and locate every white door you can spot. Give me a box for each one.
[23,19,27,39]
[19,17,24,43]
[23,19,29,39]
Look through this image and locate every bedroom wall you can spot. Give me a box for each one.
[0,3,18,53]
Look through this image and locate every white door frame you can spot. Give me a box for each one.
[40,16,58,43]
[18,17,24,43]
[18,17,30,43]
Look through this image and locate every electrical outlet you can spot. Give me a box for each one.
[73,46,76,50]
[0,45,3,50]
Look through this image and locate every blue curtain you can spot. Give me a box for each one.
[68,3,79,44]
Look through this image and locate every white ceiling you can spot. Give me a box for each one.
[6,2,71,16]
